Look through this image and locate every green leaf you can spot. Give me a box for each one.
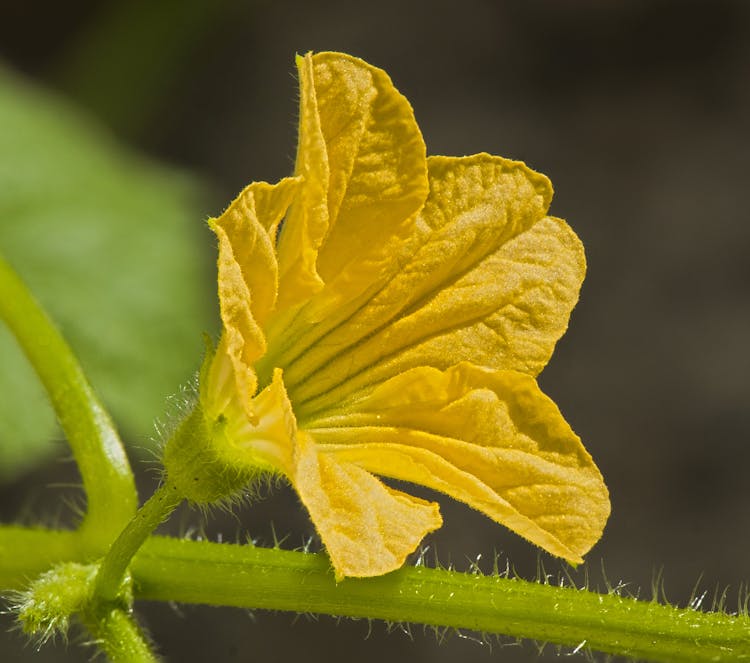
[0,65,215,481]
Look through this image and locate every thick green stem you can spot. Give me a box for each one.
[94,483,182,602]
[81,604,159,663]
[131,537,750,663]
[0,527,81,590]
[0,254,136,548]
[4,526,750,662]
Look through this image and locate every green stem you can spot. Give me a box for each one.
[0,254,136,548]
[81,604,159,663]
[4,526,750,662]
[94,483,182,602]
[131,537,750,663]
[0,527,81,589]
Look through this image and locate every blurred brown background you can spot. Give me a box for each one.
[1,1,749,661]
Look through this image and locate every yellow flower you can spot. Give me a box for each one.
[177,51,609,579]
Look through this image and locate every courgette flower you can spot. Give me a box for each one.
[167,51,609,579]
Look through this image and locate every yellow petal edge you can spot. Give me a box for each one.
[163,51,610,580]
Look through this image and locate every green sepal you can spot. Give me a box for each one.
[162,401,257,504]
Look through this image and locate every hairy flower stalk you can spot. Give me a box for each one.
[163,51,610,580]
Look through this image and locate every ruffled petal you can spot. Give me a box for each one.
[306,363,609,563]
[211,179,297,327]
[248,176,301,240]
[311,52,428,292]
[271,51,429,325]
[293,430,442,580]
[332,215,584,387]
[207,179,297,411]
[208,225,263,412]
[233,367,297,475]
[279,155,579,414]
[275,54,330,310]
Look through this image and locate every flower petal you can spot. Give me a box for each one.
[307,363,609,563]
[248,176,301,240]
[280,155,580,414]
[273,51,429,317]
[293,430,442,580]
[311,52,428,290]
[275,54,329,309]
[208,225,263,409]
[212,179,297,327]
[344,214,585,382]
[208,179,297,410]
[232,367,297,475]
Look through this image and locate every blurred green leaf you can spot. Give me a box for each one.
[0,65,216,481]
